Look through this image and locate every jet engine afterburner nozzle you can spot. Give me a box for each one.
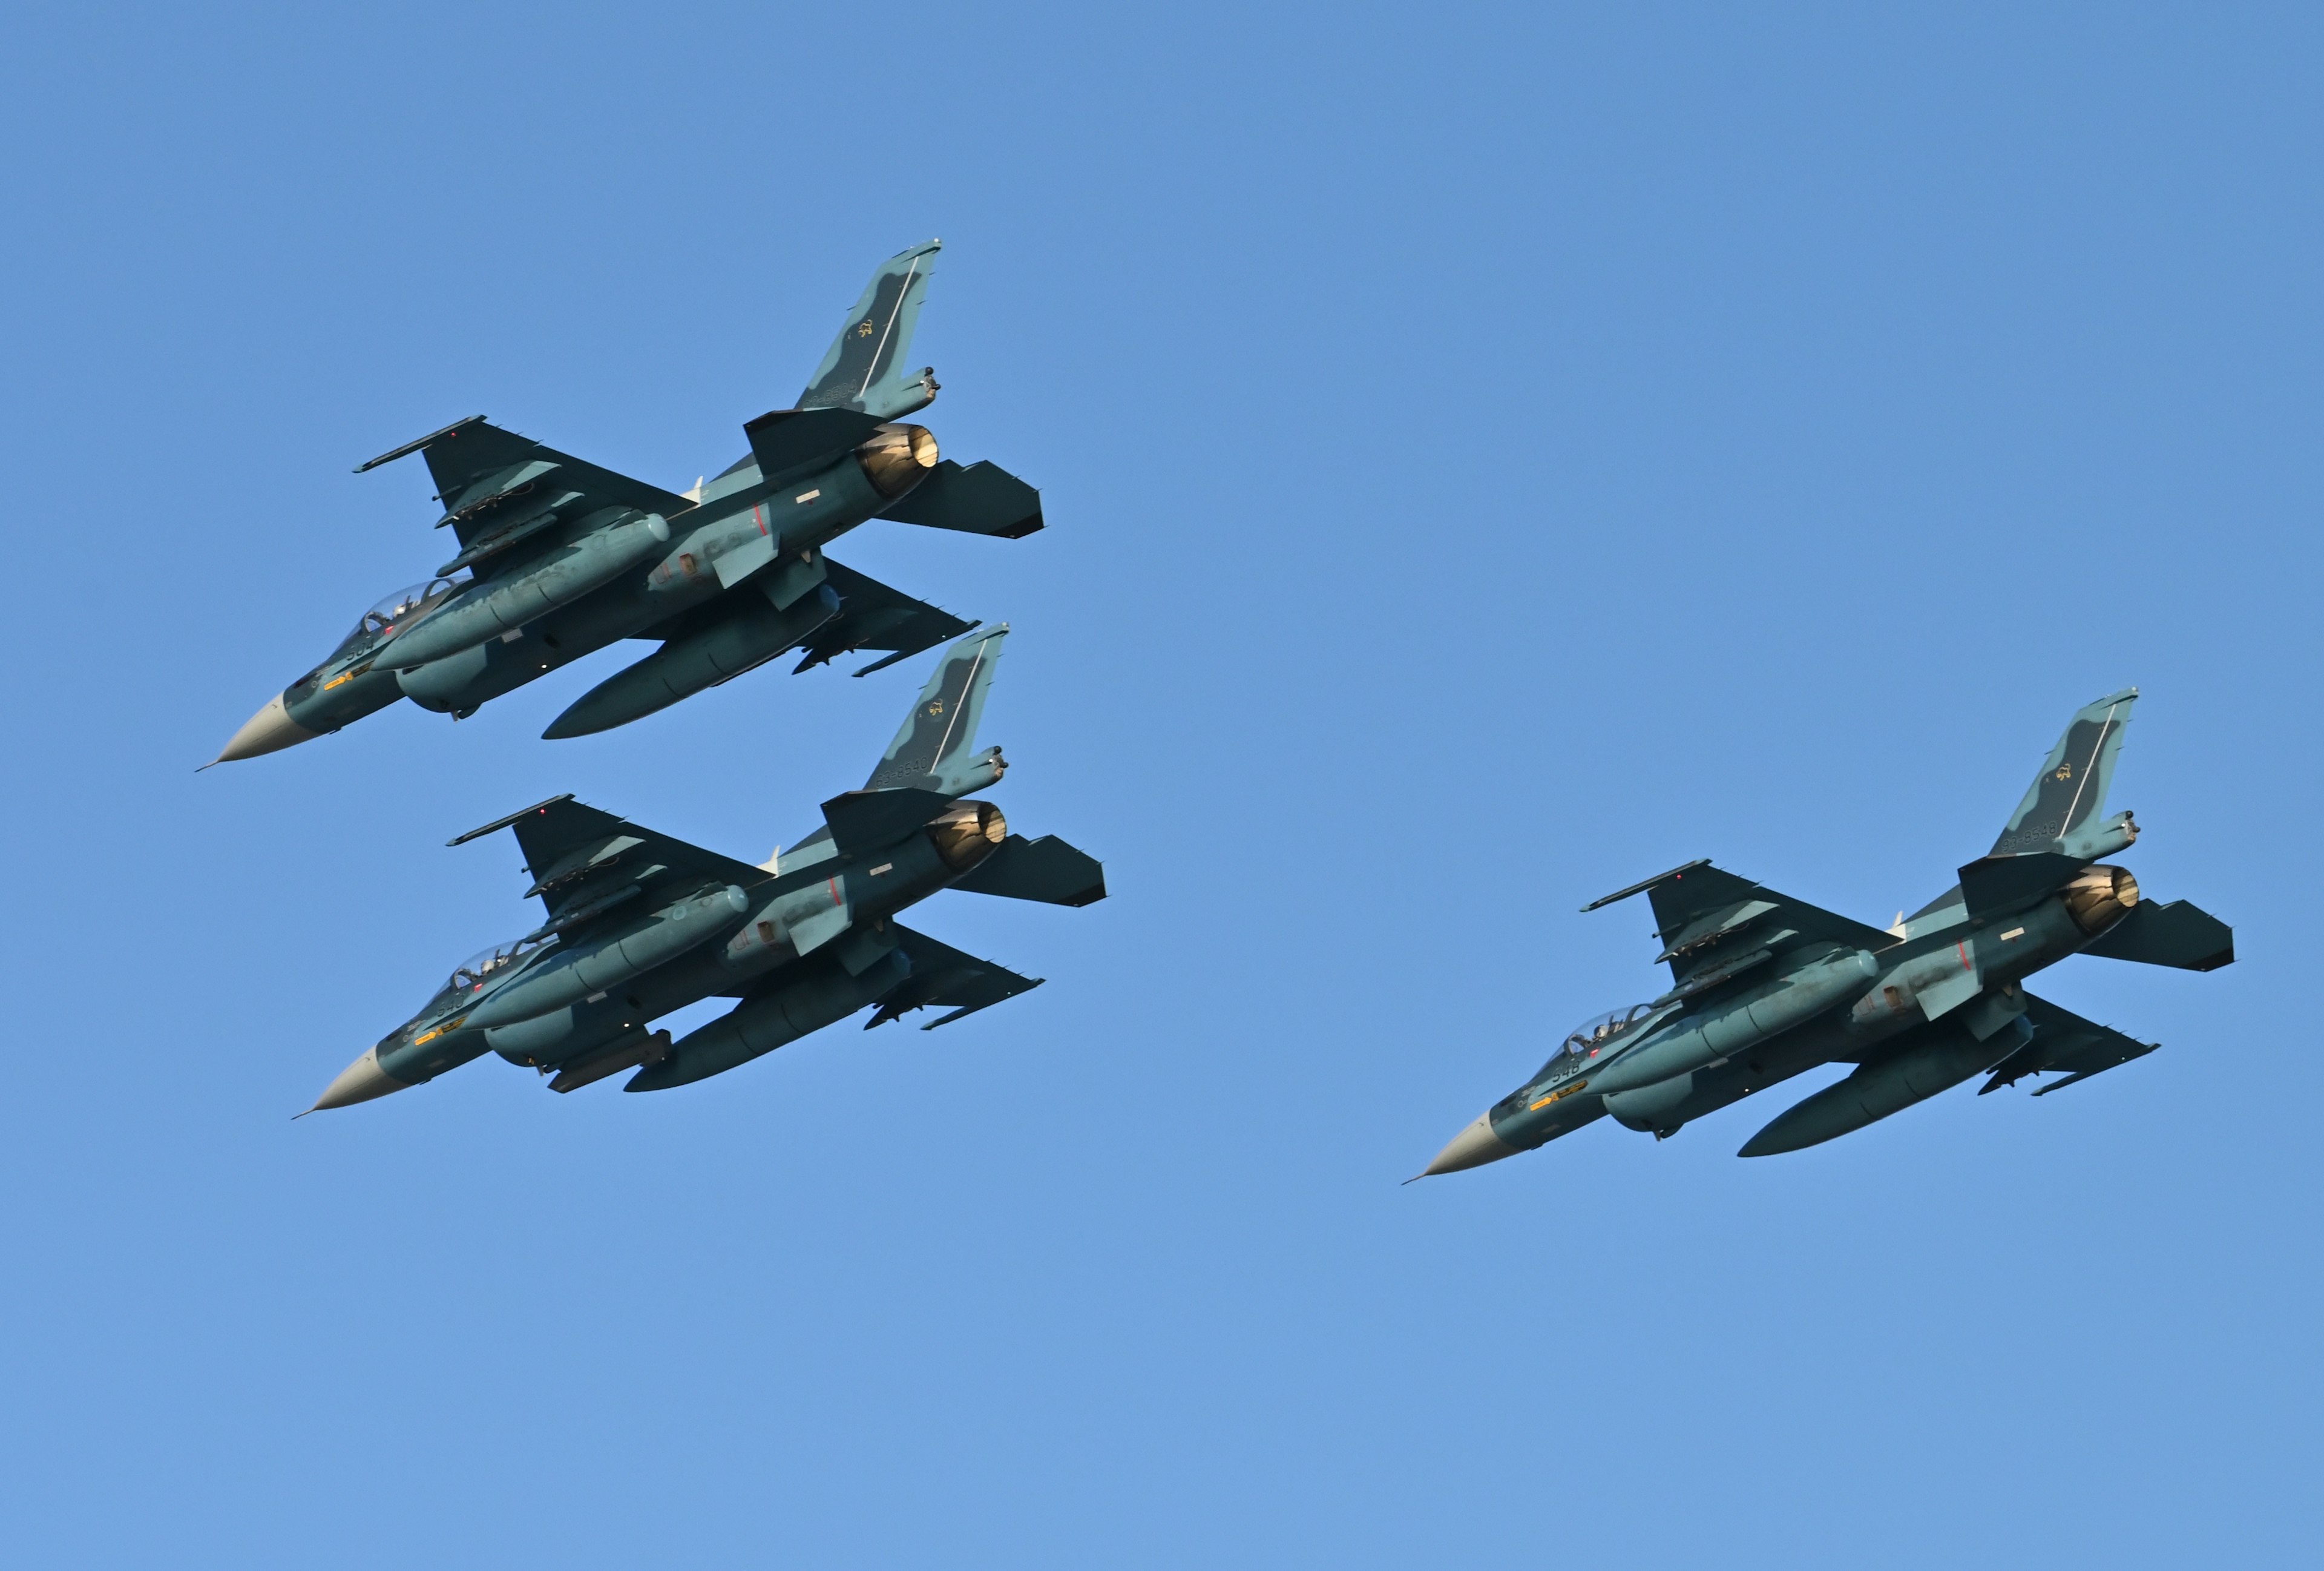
[855,423,939,499]
[2064,864,2140,935]
[928,800,1006,872]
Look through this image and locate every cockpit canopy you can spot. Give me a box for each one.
[1537,1003,1657,1079]
[423,934,555,1012]
[332,577,465,662]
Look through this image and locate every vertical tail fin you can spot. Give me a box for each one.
[1992,688,2138,857]
[865,625,1008,795]
[798,240,942,421]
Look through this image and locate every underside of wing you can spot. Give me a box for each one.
[790,558,977,676]
[864,924,1045,1031]
[451,795,770,937]
[1587,860,1899,998]
[625,556,971,674]
[1979,994,2159,1096]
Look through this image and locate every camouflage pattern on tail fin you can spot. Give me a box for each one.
[865,624,1007,795]
[1992,689,2137,856]
[798,240,942,421]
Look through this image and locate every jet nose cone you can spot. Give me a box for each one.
[1416,1112,1516,1179]
[305,1046,410,1113]
[211,692,318,765]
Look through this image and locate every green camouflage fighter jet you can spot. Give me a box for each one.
[215,240,1045,763]
[1418,689,2234,1174]
[304,627,1104,1110]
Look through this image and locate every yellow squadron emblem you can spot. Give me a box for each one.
[2054,764,2073,781]
[926,700,945,717]
[856,319,876,337]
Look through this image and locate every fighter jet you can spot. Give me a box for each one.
[215,240,1045,763]
[1419,690,2233,1174]
[305,626,1103,1110]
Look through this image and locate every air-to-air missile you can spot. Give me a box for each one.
[1416,690,2235,1175]
[303,626,1104,1110]
[213,240,1046,764]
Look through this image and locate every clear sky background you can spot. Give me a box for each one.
[1,4,2316,1566]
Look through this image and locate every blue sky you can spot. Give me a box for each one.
[2,4,2317,1565]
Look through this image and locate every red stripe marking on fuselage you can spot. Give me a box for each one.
[1957,942,1971,970]
[828,877,840,906]
[755,504,767,536]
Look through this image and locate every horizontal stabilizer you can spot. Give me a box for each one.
[742,407,885,486]
[878,460,1044,538]
[2082,899,2235,972]
[819,787,957,854]
[951,835,1107,907]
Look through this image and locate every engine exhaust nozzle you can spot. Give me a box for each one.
[856,424,939,499]
[2064,863,2139,935]
[928,800,1006,872]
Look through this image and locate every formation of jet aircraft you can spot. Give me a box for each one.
[211,239,2234,1167]
[1417,690,2233,1173]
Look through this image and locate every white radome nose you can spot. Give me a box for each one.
[1416,1112,1516,1178]
[306,1046,410,1113]
[212,693,319,765]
